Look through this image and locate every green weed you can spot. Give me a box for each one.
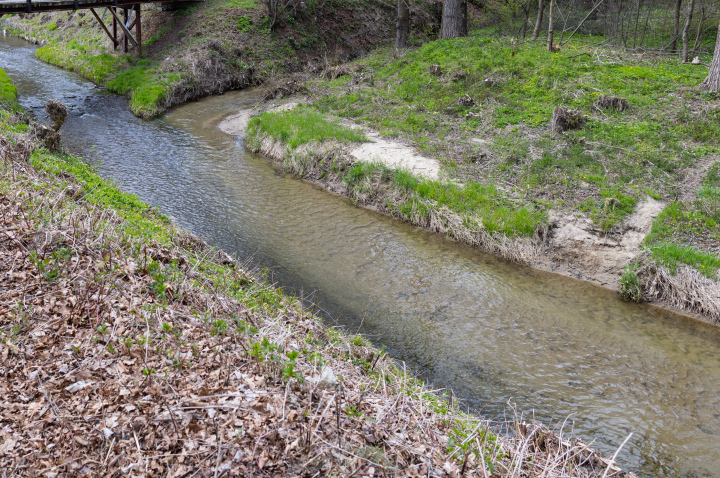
[619,263,642,303]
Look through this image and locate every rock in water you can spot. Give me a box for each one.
[45,99,68,132]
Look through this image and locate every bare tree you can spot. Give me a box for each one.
[396,0,410,49]
[699,20,720,92]
[682,0,696,62]
[532,0,545,40]
[440,0,467,39]
[546,0,556,51]
[671,0,682,52]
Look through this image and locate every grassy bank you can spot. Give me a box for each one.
[0,68,19,111]
[0,0,434,117]
[245,106,545,264]
[244,33,720,320]
[0,74,633,477]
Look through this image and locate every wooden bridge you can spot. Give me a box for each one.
[0,0,198,55]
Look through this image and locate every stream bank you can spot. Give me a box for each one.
[5,35,720,476]
[237,100,720,324]
[0,67,640,477]
[235,34,720,324]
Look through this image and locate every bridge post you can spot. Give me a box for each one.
[25,0,31,13]
[136,4,141,57]
[112,8,117,50]
[122,7,128,53]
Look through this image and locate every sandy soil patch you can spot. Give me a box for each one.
[220,103,441,180]
[218,109,253,135]
[349,130,440,179]
[540,197,665,287]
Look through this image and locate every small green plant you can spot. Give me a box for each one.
[343,405,362,417]
[147,260,169,300]
[236,15,253,32]
[619,263,642,303]
[236,319,259,336]
[136,335,151,347]
[161,322,172,333]
[29,247,73,282]
[447,425,497,474]
[305,350,324,367]
[210,319,228,336]
[281,350,303,382]
[96,323,110,335]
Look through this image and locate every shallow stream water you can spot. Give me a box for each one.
[3,32,720,477]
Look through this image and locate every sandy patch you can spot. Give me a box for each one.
[218,109,253,135]
[541,197,665,287]
[350,131,440,179]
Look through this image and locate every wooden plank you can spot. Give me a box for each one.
[89,7,117,48]
[0,0,201,14]
[135,3,141,56]
[106,3,137,47]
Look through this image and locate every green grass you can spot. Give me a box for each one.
[29,149,172,242]
[248,106,368,148]
[35,43,173,118]
[389,167,542,237]
[619,263,642,302]
[0,68,19,110]
[106,64,178,118]
[645,163,720,279]
[646,242,720,279]
[311,34,718,231]
[36,43,128,83]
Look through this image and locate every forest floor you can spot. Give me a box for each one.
[0,76,637,477]
[238,35,720,322]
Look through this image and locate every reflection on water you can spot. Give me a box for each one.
[3,32,720,477]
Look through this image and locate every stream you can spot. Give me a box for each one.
[3,32,720,477]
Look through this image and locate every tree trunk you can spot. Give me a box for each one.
[520,0,532,39]
[440,0,467,39]
[396,0,410,49]
[671,0,682,52]
[682,0,695,63]
[532,0,545,41]
[691,6,705,58]
[546,0,555,51]
[699,21,720,92]
[632,0,641,50]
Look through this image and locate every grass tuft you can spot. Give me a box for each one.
[248,106,368,148]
